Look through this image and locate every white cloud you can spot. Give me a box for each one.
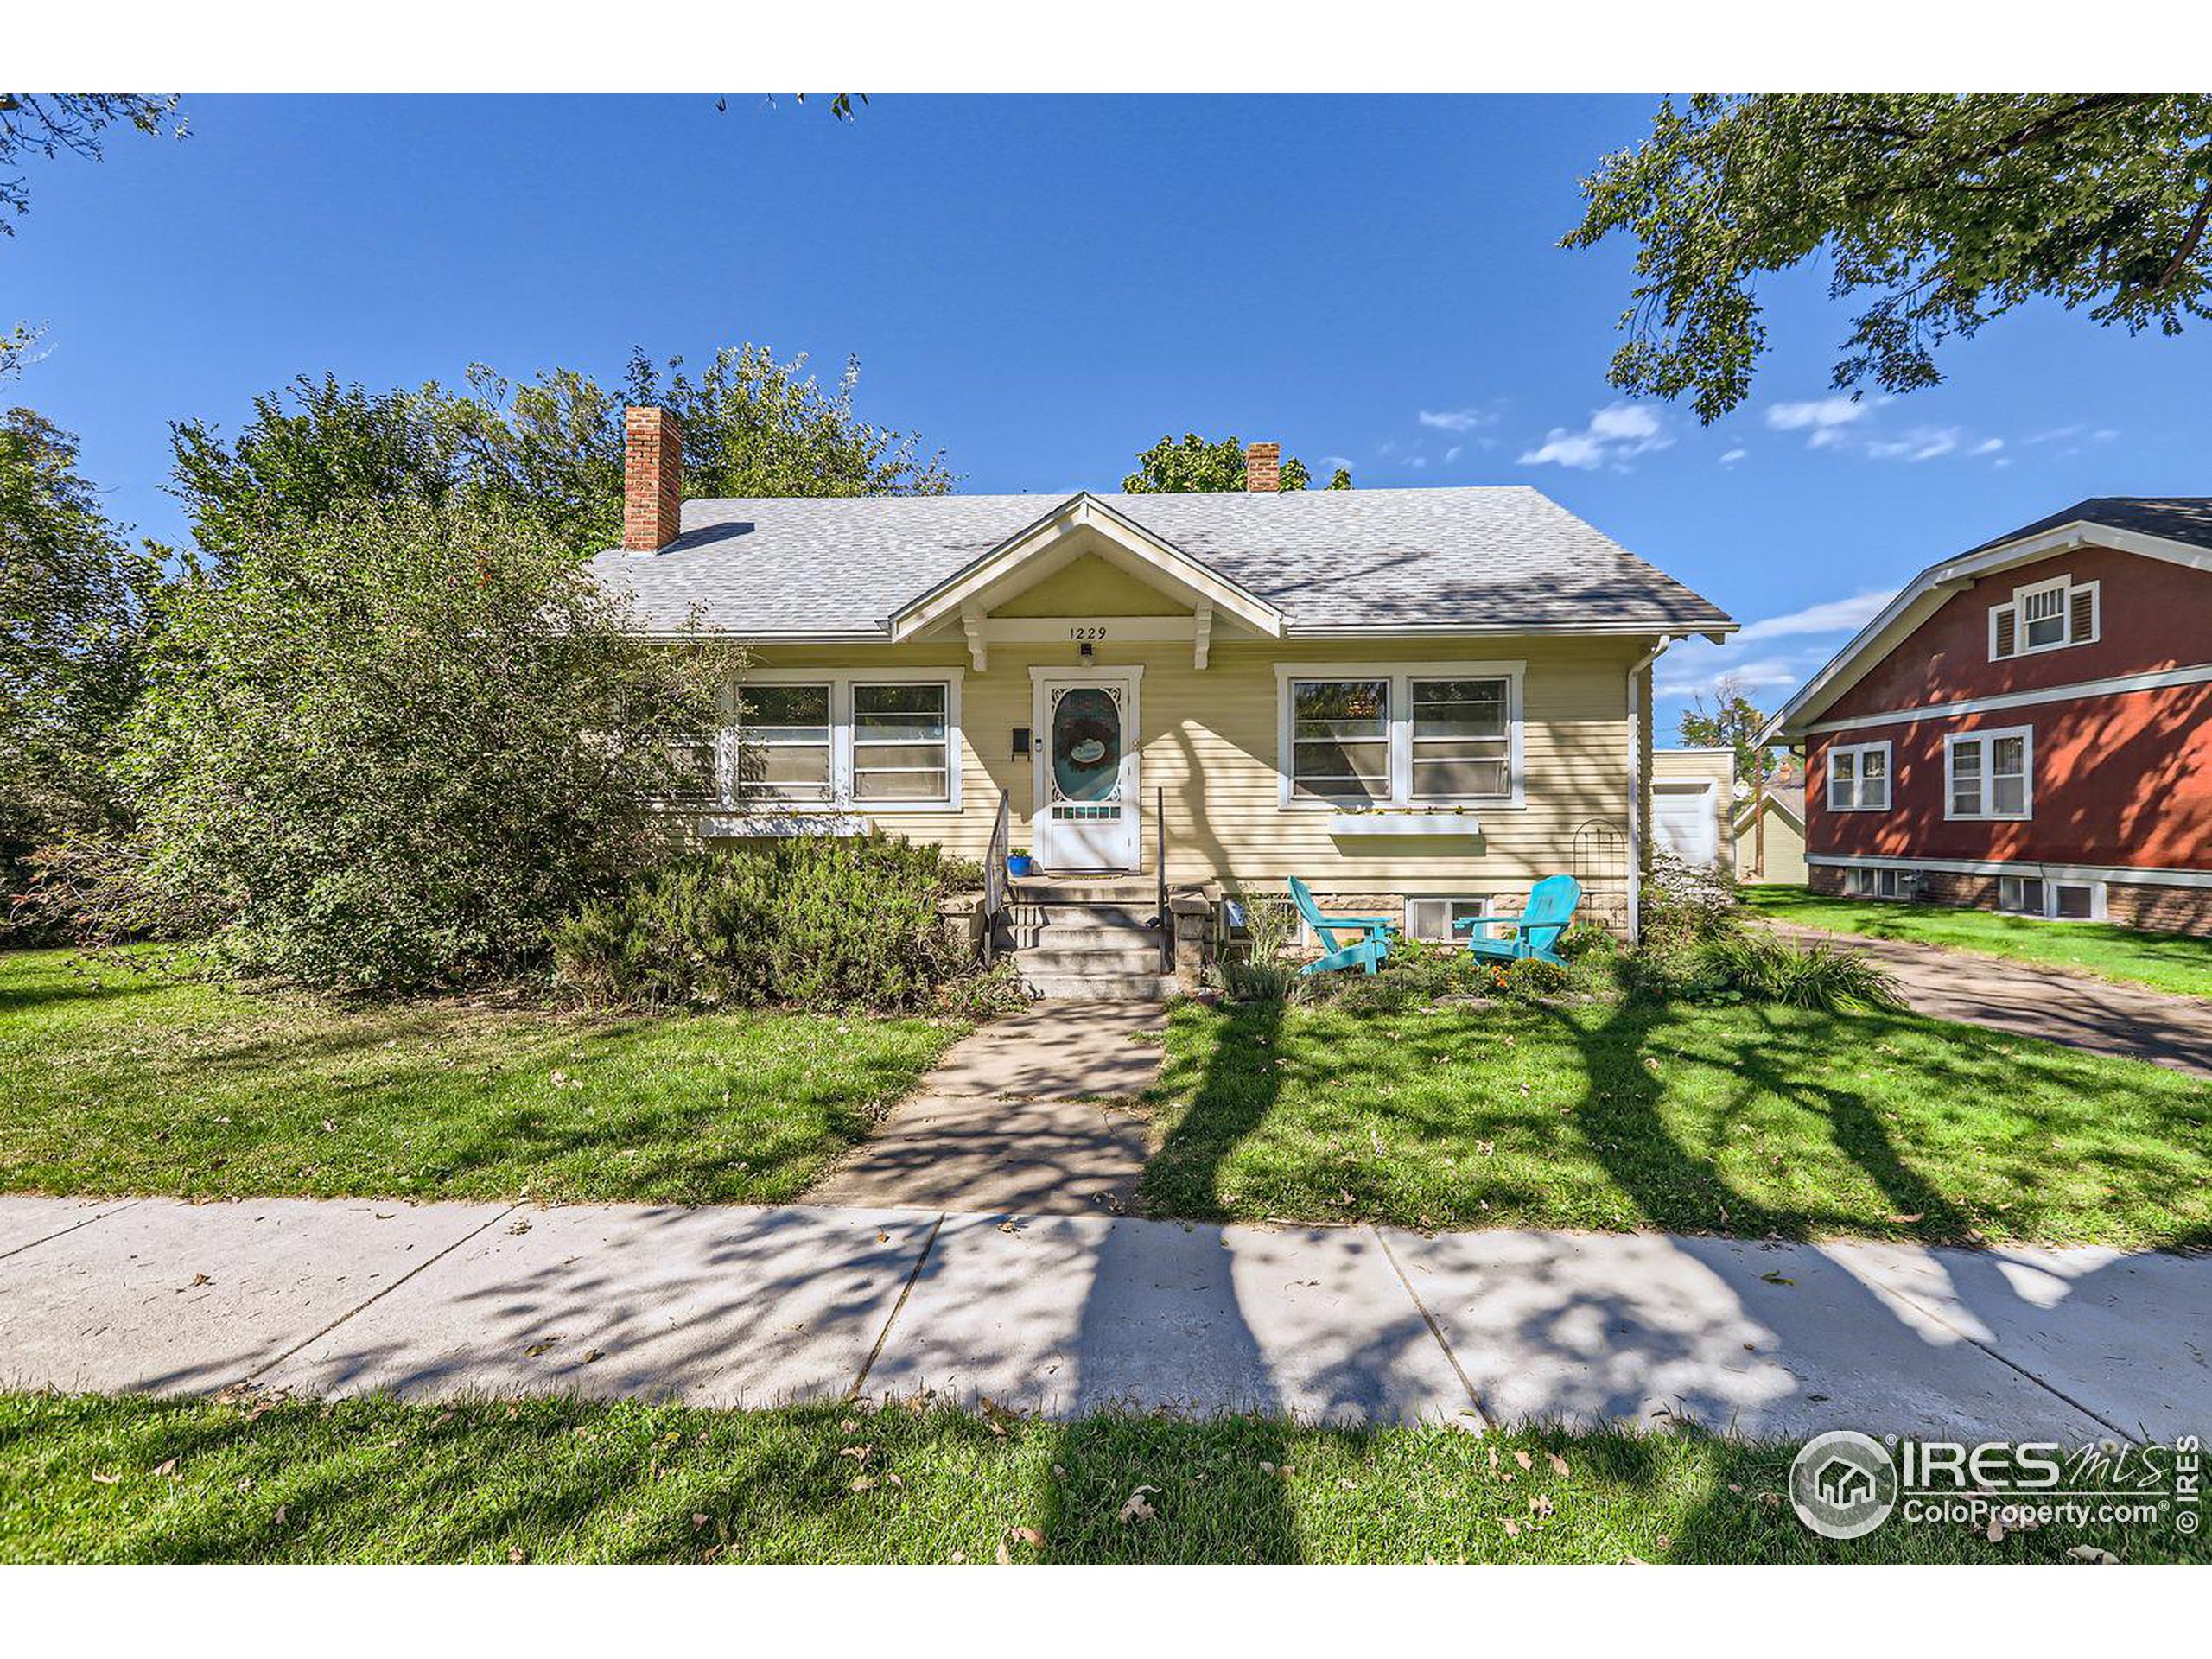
[1656,652,1805,699]
[1444,444,1463,464]
[1765,395,1874,435]
[1319,454,1355,473]
[1732,588,1898,644]
[1866,426,1961,462]
[1519,402,1671,470]
[1418,406,1497,434]
[1971,437,2004,456]
[1407,454,1428,469]
[1719,448,1748,465]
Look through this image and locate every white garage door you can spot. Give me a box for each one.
[1653,783,1720,865]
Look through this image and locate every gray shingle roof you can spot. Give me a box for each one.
[1967,496,2212,556]
[586,486,1732,636]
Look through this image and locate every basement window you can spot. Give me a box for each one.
[1998,874,2103,921]
[1844,866,1917,901]
[1405,895,1491,944]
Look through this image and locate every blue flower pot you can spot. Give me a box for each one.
[1007,854,1036,877]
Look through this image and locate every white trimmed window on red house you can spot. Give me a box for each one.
[1989,574,2100,660]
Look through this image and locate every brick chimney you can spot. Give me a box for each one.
[1244,441,1281,493]
[623,406,683,553]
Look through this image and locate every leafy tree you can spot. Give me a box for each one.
[1678,676,1777,878]
[0,94,184,236]
[0,407,156,931]
[87,499,737,989]
[173,346,951,563]
[1122,432,1349,493]
[169,376,462,564]
[1568,95,2212,420]
[435,346,954,553]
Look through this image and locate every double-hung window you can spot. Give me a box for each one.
[1946,727,2031,821]
[734,674,960,811]
[1279,663,1523,808]
[739,683,835,804]
[1990,575,2100,660]
[1289,678,1392,803]
[851,683,950,802]
[1827,741,1891,811]
[1409,678,1511,799]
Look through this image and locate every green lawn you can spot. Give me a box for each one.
[1741,885,2212,1000]
[1143,996,2212,1249]
[4,1391,2197,1565]
[0,949,959,1205]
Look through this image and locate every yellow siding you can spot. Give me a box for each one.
[730,633,1649,923]
[1735,799,1808,884]
[991,552,1189,617]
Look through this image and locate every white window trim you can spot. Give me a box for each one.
[1995,574,2100,660]
[1404,894,1492,944]
[1273,660,1526,810]
[1825,740,1892,812]
[1943,724,2033,822]
[1999,873,2107,922]
[729,666,964,813]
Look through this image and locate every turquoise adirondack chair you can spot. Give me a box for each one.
[1456,874,1581,966]
[1287,876,1393,976]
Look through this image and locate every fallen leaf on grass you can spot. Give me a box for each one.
[272,1504,288,1527]
[1547,1452,1571,1478]
[507,1548,526,1564]
[92,1471,120,1484]
[154,1459,178,1478]
[2068,1545,2120,1564]
[692,1513,709,1530]
[1117,1485,1160,1524]
[1514,1449,1533,1471]
[524,1338,560,1357]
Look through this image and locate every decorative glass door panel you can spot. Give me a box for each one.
[1034,676,1140,870]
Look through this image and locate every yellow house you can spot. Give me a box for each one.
[592,410,1734,995]
[1733,787,1808,886]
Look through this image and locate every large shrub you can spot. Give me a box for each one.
[81,499,732,989]
[552,834,1001,1014]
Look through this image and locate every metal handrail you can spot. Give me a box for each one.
[982,788,1012,966]
[1156,785,1172,975]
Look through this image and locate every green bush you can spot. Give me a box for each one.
[1501,956,1576,999]
[552,834,995,1014]
[71,499,734,991]
[1685,931,1906,1012]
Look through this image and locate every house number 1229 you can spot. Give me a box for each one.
[1068,626,1109,641]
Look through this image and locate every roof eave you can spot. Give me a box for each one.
[1765,517,2212,742]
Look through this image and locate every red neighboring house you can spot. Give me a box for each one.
[1768,498,2212,937]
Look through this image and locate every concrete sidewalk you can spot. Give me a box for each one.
[809,1001,1163,1215]
[1761,920,2212,1078]
[3,1194,2204,1442]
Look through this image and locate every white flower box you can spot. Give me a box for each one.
[1325,812,1482,837]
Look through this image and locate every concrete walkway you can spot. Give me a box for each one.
[810,1001,1164,1215]
[1762,921,2212,1078]
[3,1194,2204,1442]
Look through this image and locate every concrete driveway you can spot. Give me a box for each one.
[1760,921,2212,1078]
[3,1194,2204,1442]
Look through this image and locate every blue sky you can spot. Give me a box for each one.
[11,93,2209,736]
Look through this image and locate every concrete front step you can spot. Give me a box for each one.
[1001,903,1160,933]
[1008,877,1158,905]
[1018,970,1176,1001]
[1014,944,1168,976]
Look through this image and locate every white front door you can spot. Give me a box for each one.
[1033,671,1141,871]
